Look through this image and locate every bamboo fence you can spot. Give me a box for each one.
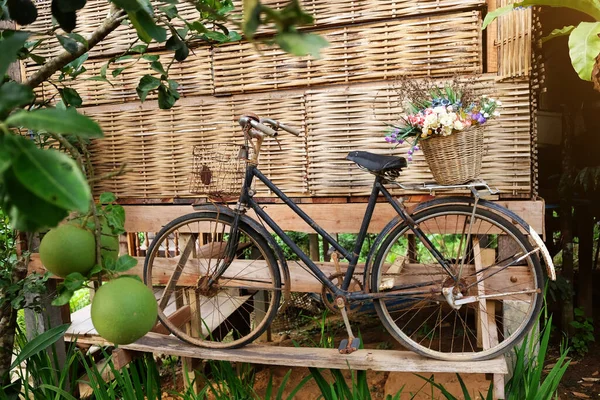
[21,0,538,200]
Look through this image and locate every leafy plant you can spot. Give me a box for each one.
[483,0,600,86]
[570,307,595,356]
[0,324,77,399]
[309,367,376,400]
[419,315,569,400]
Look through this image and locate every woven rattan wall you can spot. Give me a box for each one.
[22,0,536,200]
[85,76,531,198]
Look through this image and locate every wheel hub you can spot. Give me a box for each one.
[196,276,220,297]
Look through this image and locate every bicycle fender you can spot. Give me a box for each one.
[412,197,556,281]
[191,204,292,303]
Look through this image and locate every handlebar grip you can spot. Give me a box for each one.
[278,122,301,136]
[239,116,277,136]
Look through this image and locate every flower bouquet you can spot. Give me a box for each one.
[386,80,501,185]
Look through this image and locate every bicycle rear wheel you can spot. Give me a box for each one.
[143,212,281,349]
[370,205,543,361]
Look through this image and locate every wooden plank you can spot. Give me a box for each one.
[120,201,544,235]
[473,239,490,349]
[30,254,534,296]
[65,331,508,374]
[485,0,499,73]
[152,305,192,336]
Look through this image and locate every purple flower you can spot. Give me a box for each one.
[477,115,487,124]
[414,146,419,151]
[407,155,413,162]
[398,139,404,144]
[408,149,413,155]
[385,136,394,143]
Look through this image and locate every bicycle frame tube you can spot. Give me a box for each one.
[243,165,381,296]
[378,183,457,281]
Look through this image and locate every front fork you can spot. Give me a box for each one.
[207,203,245,286]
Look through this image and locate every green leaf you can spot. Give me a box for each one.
[114,255,137,272]
[129,9,167,43]
[203,30,229,42]
[228,31,242,42]
[60,87,83,107]
[137,74,161,89]
[67,32,88,48]
[275,32,329,58]
[242,0,261,39]
[0,81,35,116]
[6,108,103,138]
[130,44,148,53]
[100,192,117,204]
[150,60,166,76]
[542,26,576,43]
[157,84,178,109]
[10,324,70,369]
[112,67,126,77]
[55,34,78,55]
[0,30,29,78]
[12,145,91,213]
[63,272,86,291]
[175,42,189,61]
[89,264,102,275]
[159,4,178,19]
[569,22,600,81]
[141,54,159,62]
[166,35,183,50]
[104,204,125,233]
[482,4,514,29]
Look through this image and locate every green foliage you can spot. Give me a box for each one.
[52,192,137,306]
[1,325,79,399]
[308,366,385,400]
[483,0,600,81]
[0,207,47,314]
[570,308,595,356]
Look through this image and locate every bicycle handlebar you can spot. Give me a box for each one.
[238,115,301,137]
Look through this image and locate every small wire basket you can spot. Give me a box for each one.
[189,143,248,199]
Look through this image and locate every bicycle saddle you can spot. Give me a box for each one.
[346,151,407,173]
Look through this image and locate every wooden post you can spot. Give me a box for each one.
[309,234,320,261]
[473,239,504,399]
[485,0,499,73]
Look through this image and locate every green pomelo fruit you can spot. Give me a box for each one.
[70,216,119,265]
[91,277,158,345]
[39,224,96,278]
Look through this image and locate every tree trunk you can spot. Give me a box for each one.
[559,107,575,335]
[577,204,594,319]
[0,262,28,385]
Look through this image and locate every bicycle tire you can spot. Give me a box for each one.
[370,204,543,361]
[143,211,281,349]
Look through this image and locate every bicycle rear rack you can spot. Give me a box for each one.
[393,179,499,197]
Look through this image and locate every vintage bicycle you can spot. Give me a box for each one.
[143,114,556,361]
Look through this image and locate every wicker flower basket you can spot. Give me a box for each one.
[420,126,484,185]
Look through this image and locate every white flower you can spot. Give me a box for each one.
[424,114,438,127]
[489,98,496,103]
[447,105,454,112]
[433,106,447,115]
[454,120,465,131]
[493,111,501,117]
[482,94,488,98]
[484,113,490,118]
[496,100,503,106]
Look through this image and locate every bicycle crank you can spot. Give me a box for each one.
[335,297,361,354]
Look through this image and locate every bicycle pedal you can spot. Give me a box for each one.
[338,337,361,354]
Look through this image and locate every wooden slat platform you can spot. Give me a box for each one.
[65,305,507,374]
[67,331,508,375]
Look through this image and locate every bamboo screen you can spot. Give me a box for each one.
[22,0,536,200]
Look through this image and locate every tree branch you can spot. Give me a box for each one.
[25,7,127,89]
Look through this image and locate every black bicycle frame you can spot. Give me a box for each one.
[232,163,456,302]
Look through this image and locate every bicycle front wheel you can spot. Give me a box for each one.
[370,205,543,361]
[144,212,281,349]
